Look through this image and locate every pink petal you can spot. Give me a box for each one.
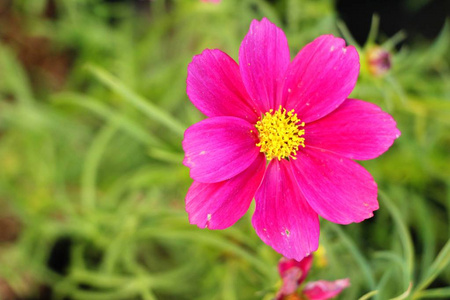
[187,49,259,123]
[276,255,314,299]
[283,35,359,123]
[303,279,350,300]
[276,267,302,299]
[292,148,378,225]
[183,116,260,183]
[305,99,401,160]
[186,154,266,229]
[279,255,314,285]
[252,160,320,261]
[239,18,290,112]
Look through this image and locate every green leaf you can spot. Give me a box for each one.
[86,65,186,136]
[414,239,450,294]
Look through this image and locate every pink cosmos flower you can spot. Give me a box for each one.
[183,18,400,260]
[276,255,350,300]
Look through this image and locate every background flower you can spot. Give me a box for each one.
[276,255,350,300]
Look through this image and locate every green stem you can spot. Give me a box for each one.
[87,65,186,136]
[413,239,450,295]
[136,229,274,279]
[81,123,118,212]
[328,223,376,289]
[379,191,415,289]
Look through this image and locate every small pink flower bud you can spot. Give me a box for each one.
[366,46,392,77]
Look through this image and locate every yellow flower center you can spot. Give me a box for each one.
[255,106,305,161]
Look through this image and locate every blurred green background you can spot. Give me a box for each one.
[0,0,449,299]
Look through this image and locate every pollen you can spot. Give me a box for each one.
[255,106,305,161]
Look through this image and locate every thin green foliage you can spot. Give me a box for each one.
[86,65,186,137]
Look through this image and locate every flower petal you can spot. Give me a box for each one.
[239,18,290,112]
[276,255,314,299]
[186,154,266,229]
[187,49,259,123]
[292,148,378,224]
[276,267,302,299]
[306,99,401,160]
[252,159,320,261]
[284,35,359,123]
[303,279,350,300]
[279,255,314,285]
[183,116,260,183]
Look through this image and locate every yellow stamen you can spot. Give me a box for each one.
[255,106,305,161]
